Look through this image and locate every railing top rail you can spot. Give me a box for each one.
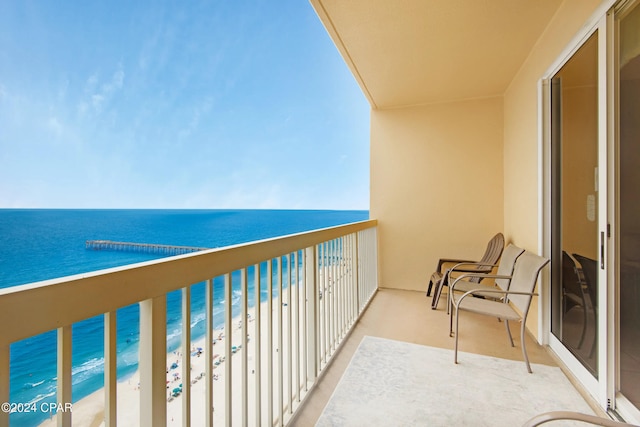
[0,219,377,345]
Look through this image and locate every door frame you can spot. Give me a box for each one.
[539,3,614,414]
[610,0,640,421]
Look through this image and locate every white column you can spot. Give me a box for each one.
[241,268,248,427]
[104,312,117,427]
[139,296,167,427]
[224,274,232,427]
[57,325,72,427]
[205,279,214,427]
[253,264,262,426]
[304,246,317,383]
[182,286,191,427]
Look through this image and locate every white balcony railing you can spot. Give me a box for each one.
[0,220,378,426]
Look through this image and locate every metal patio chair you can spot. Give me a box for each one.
[427,232,505,309]
[447,243,525,334]
[452,250,550,373]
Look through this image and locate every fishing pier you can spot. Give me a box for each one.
[85,240,210,256]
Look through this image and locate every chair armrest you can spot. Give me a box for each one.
[442,263,498,286]
[450,273,511,291]
[436,258,476,273]
[454,288,538,307]
[448,262,498,273]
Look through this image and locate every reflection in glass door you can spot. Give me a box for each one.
[618,2,640,410]
[550,32,599,377]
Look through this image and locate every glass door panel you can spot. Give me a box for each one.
[618,2,640,409]
[550,32,599,377]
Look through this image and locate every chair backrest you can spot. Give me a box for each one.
[470,232,505,283]
[507,251,550,315]
[494,244,525,291]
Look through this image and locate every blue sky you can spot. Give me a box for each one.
[0,1,370,210]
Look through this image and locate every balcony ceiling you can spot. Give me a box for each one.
[311,0,562,109]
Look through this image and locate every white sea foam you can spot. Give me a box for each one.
[72,357,105,385]
[25,380,45,388]
[27,391,56,406]
[190,312,206,328]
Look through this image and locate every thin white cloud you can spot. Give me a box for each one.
[91,94,105,110]
[79,64,125,115]
[178,97,214,141]
[46,117,63,137]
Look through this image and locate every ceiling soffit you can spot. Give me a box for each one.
[312,0,563,109]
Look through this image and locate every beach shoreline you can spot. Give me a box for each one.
[38,288,294,427]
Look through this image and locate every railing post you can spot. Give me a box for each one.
[277,257,283,427]
[351,232,360,318]
[253,265,262,426]
[241,268,248,427]
[205,279,214,427]
[304,246,317,383]
[224,274,232,427]
[104,311,117,427]
[57,325,72,427]
[181,286,191,427]
[139,296,167,427]
[267,261,273,425]
[294,250,300,404]
[0,343,9,427]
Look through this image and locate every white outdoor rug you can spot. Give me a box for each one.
[316,336,594,426]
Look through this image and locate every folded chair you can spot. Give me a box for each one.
[447,244,525,330]
[451,250,549,373]
[427,232,505,310]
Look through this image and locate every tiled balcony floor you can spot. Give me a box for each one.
[291,288,593,426]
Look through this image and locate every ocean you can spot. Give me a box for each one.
[0,209,368,426]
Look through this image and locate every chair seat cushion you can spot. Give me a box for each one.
[458,297,521,321]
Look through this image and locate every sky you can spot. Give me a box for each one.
[0,0,370,210]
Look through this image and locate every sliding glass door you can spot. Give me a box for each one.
[545,2,640,421]
[550,31,600,378]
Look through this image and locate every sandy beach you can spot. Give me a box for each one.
[38,282,305,427]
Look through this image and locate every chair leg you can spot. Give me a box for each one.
[432,273,449,310]
[449,302,454,337]
[446,281,451,315]
[521,321,532,373]
[431,279,443,309]
[454,307,460,364]
[426,279,433,297]
[504,319,514,347]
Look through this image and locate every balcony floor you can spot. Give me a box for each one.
[291,288,594,426]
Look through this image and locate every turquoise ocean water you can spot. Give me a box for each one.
[0,209,368,426]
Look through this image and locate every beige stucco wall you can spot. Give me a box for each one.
[503,0,603,337]
[503,0,603,249]
[370,97,504,292]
